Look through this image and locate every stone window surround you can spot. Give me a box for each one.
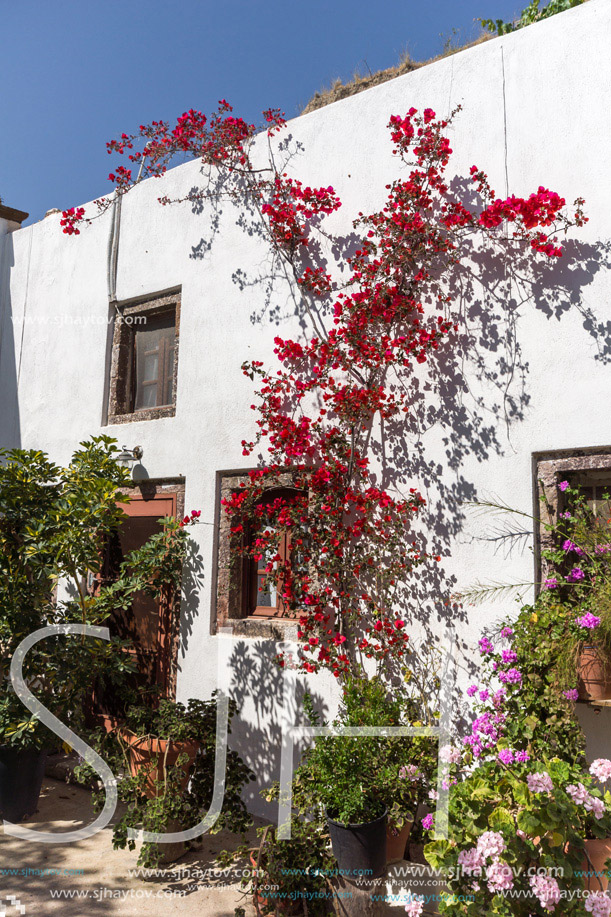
[211,468,302,640]
[117,477,185,700]
[534,447,611,592]
[107,289,181,425]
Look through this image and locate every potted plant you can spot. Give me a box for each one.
[220,819,334,916]
[115,698,203,798]
[78,693,256,867]
[424,754,611,916]
[385,767,420,863]
[0,696,48,823]
[420,621,611,914]
[297,678,434,880]
[537,482,611,699]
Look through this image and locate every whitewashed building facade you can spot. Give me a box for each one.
[1,0,611,812]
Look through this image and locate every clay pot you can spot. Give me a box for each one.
[578,647,611,701]
[583,838,611,891]
[153,816,189,865]
[122,734,199,798]
[386,817,414,863]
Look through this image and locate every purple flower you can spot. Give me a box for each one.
[399,764,420,781]
[564,688,579,701]
[486,859,514,893]
[562,539,585,556]
[560,511,572,519]
[498,668,522,685]
[501,649,517,666]
[498,749,514,765]
[515,750,530,763]
[576,612,600,629]
[558,481,569,492]
[421,814,434,831]
[544,577,559,590]
[478,637,493,655]
[595,544,611,555]
[479,689,489,702]
[467,685,478,697]
[567,567,585,583]
[500,626,513,639]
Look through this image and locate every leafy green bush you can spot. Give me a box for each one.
[0,437,137,748]
[481,0,585,37]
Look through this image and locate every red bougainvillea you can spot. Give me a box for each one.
[63,102,586,679]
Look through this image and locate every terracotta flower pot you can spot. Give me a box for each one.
[578,647,611,701]
[386,817,414,863]
[583,838,611,891]
[122,734,199,798]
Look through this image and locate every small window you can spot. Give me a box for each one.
[535,451,611,589]
[107,290,180,424]
[215,471,305,632]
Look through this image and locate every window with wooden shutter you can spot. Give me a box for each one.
[133,312,176,411]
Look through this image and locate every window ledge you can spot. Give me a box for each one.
[220,617,301,639]
[108,405,176,425]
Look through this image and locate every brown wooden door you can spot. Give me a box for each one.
[93,494,178,719]
[114,495,177,697]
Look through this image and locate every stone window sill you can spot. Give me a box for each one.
[220,617,301,639]
[108,405,176,425]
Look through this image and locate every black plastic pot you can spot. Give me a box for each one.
[0,746,47,823]
[326,806,388,880]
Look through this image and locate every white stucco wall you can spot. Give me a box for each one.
[1,0,611,808]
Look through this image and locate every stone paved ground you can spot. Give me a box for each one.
[0,778,441,915]
[0,778,258,916]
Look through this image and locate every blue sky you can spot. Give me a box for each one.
[1,0,521,224]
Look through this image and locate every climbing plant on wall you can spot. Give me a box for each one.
[61,102,586,681]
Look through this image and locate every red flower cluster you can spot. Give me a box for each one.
[179,509,201,528]
[261,175,341,251]
[60,207,86,235]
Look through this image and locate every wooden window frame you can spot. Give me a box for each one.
[248,488,302,619]
[213,470,305,636]
[133,312,176,412]
[107,290,180,425]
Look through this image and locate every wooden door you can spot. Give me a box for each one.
[93,493,178,718]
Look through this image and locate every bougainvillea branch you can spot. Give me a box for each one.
[62,102,586,679]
